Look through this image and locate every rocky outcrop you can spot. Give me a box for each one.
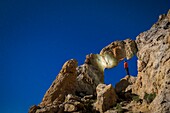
[132,9,170,113]
[62,94,96,113]
[29,38,137,113]
[115,75,136,94]
[100,39,137,64]
[29,10,170,113]
[76,54,105,96]
[39,59,78,107]
[29,38,136,113]
[29,59,78,113]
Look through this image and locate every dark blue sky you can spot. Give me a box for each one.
[0,0,169,113]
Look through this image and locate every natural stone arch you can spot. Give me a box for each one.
[76,39,137,96]
[39,39,138,107]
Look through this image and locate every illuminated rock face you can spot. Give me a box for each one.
[76,39,137,95]
[39,59,78,107]
[100,39,137,65]
[132,10,170,113]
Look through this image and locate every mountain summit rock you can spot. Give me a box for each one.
[29,10,170,113]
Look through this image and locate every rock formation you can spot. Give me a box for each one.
[115,75,136,94]
[29,10,170,113]
[76,39,137,96]
[132,10,170,113]
[94,84,118,113]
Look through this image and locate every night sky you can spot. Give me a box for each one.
[0,0,170,113]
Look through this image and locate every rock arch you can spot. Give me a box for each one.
[76,39,137,96]
[39,38,137,107]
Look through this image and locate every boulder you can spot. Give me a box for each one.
[94,84,118,113]
[115,75,136,93]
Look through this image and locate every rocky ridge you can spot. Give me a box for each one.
[29,10,170,113]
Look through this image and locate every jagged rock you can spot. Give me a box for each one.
[39,59,78,107]
[115,75,136,93]
[115,79,130,94]
[35,105,59,113]
[29,105,40,113]
[64,104,77,112]
[76,60,104,95]
[137,60,146,72]
[133,10,170,113]
[76,39,137,96]
[94,84,118,113]
[64,94,84,110]
[65,94,81,102]
[63,94,96,113]
[100,39,137,63]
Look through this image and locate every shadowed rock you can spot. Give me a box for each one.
[115,75,136,94]
[133,9,170,113]
[76,39,137,96]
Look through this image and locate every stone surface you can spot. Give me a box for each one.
[29,105,40,113]
[76,64,104,95]
[76,39,137,96]
[133,10,170,113]
[100,39,137,63]
[115,75,136,94]
[35,105,59,113]
[94,84,118,113]
[62,94,96,113]
[64,104,77,112]
[76,54,105,95]
[39,59,78,107]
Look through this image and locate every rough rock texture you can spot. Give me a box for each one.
[62,94,96,113]
[39,59,78,107]
[115,75,136,94]
[76,54,105,96]
[133,10,170,113]
[30,38,137,113]
[76,39,137,96]
[29,10,170,113]
[29,105,40,113]
[100,38,137,64]
[94,84,118,113]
